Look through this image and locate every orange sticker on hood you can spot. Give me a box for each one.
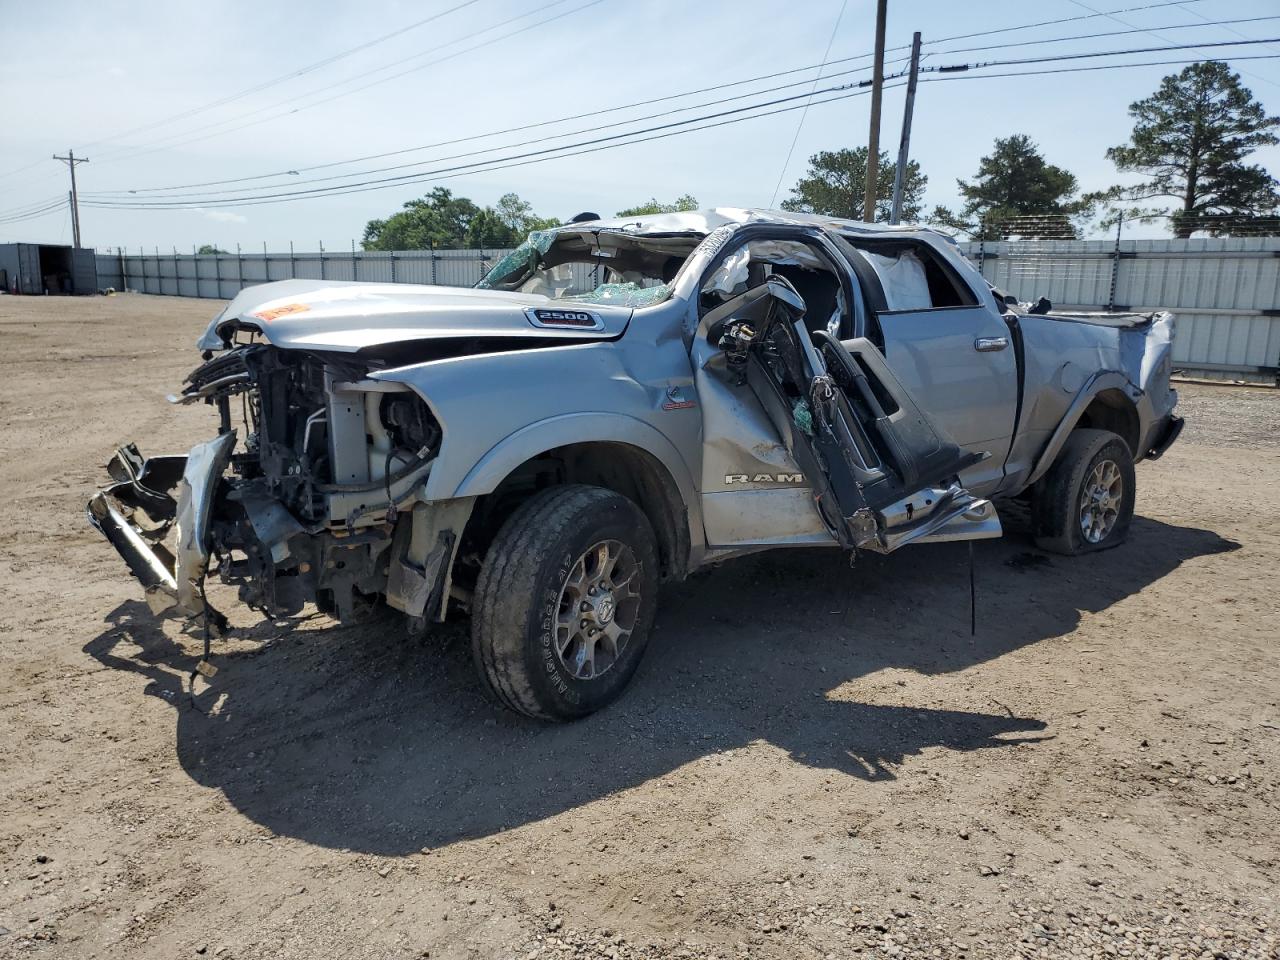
[253,302,311,322]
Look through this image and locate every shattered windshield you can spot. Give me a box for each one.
[476,228,701,308]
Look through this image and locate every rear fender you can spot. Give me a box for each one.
[1026,372,1134,486]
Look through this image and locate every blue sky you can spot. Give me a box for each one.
[2,0,1278,250]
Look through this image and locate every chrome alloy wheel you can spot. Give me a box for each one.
[1079,458,1123,544]
[555,539,641,681]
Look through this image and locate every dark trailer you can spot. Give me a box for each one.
[0,243,98,295]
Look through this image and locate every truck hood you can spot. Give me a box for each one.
[197,279,634,353]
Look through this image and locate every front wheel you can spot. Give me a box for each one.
[471,485,659,721]
[1033,428,1136,555]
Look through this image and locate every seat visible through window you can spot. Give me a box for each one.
[770,264,841,335]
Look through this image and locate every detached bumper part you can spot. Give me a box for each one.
[87,490,180,614]
[1145,414,1184,461]
[86,434,237,635]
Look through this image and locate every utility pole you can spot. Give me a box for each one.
[890,31,922,225]
[861,0,888,223]
[53,149,89,248]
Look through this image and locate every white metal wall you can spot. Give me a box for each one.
[96,239,1280,377]
[959,237,1280,378]
[94,247,512,301]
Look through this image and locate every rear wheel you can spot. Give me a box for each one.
[1033,428,1136,555]
[471,485,659,721]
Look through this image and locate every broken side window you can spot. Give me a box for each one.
[700,238,853,337]
[475,230,558,290]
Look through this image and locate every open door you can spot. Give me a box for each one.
[710,277,1001,553]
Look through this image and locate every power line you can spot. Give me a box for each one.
[932,14,1280,57]
[88,51,905,197]
[0,194,70,218]
[81,49,1280,216]
[0,2,496,192]
[7,0,1213,194]
[921,51,1280,83]
[901,0,1212,50]
[82,36,1279,209]
[82,85,896,212]
[119,0,1209,172]
[85,79,903,209]
[1170,0,1280,57]
[0,197,68,225]
[1067,0,1280,88]
[83,16,1248,202]
[0,159,51,182]
[0,202,67,225]
[85,57,907,203]
[924,35,1280,73]
[89,0,601,166]
[769,0,849,208]
[80,0,486,153]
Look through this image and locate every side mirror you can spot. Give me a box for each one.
[759,275,806,320]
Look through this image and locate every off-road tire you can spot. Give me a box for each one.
[1033,428,1136,555]
[471,485,659,721]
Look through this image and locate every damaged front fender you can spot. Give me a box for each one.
[173,432,237,617]
[86,434,236,635]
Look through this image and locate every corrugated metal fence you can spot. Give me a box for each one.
[958,237,1280,381]
[96,237,1280,380]
[94,247,510,300]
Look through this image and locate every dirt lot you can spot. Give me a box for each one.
[1,293,1277,960]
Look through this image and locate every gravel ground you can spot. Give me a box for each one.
[1,294,1277,960]
[1171,383,1280,448]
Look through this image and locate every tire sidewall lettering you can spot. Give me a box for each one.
[536,555,575,698]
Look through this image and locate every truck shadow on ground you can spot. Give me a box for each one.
[85,516,1237,855]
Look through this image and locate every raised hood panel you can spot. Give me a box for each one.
[198,279,633,353]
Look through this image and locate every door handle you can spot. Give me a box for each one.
[974,336,1009,352]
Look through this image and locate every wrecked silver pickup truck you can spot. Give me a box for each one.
[88,208,1182,720]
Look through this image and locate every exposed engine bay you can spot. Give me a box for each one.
[89,339,448,636]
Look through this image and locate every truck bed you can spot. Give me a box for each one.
[1039,310,1163,329]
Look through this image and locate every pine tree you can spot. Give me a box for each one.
[1105,61,1279,237]
[932,135,1087,239]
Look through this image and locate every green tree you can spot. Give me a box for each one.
[463,207,519,248]
[362,189,557,250]
[1104,61,1279,237]
[615,194,699,217]
[196,244,227,255]
[932,134,1089,238]
[779,148,926,222]
[362,188,478,249]
[495,192,560,234]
